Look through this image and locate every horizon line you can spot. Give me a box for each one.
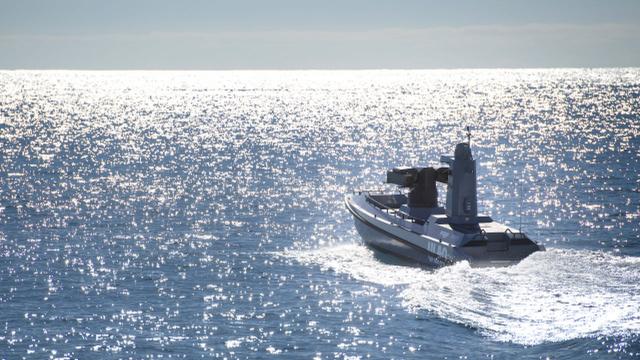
[2,66,640,72]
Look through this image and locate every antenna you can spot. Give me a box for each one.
[466,125,471,146]
[518,177,524,233]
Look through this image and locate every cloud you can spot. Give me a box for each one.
[1,23,639,69]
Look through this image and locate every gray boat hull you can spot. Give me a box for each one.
[346,193,544,267]
[352,209,452,267]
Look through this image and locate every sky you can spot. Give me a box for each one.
[1,0,639,69]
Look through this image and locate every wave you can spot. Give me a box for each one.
[283,244,640,345]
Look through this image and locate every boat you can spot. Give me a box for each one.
[345,136,545,267]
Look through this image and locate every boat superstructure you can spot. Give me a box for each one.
[345,141,544,267]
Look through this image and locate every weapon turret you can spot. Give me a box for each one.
[386,167,449,208]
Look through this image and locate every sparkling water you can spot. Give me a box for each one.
[1,69,639,358]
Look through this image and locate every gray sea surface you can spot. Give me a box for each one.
[0,69,639,358]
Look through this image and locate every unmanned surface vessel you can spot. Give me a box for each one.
[345,137,545,267]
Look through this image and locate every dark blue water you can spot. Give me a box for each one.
[1,69,639,359]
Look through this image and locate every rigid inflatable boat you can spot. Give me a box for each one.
[345,140,544,267]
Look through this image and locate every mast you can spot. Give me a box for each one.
[440,128,478,225]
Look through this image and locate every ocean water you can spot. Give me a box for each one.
[0,69,639,359]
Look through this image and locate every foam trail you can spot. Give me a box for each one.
[285,244,640,345]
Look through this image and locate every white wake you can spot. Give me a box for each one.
[284,244,640,345]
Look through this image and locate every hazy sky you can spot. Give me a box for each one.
[1,0,639,69]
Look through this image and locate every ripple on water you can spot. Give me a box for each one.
[0,69,638,357]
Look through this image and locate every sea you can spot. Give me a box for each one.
[0,69,639,359]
